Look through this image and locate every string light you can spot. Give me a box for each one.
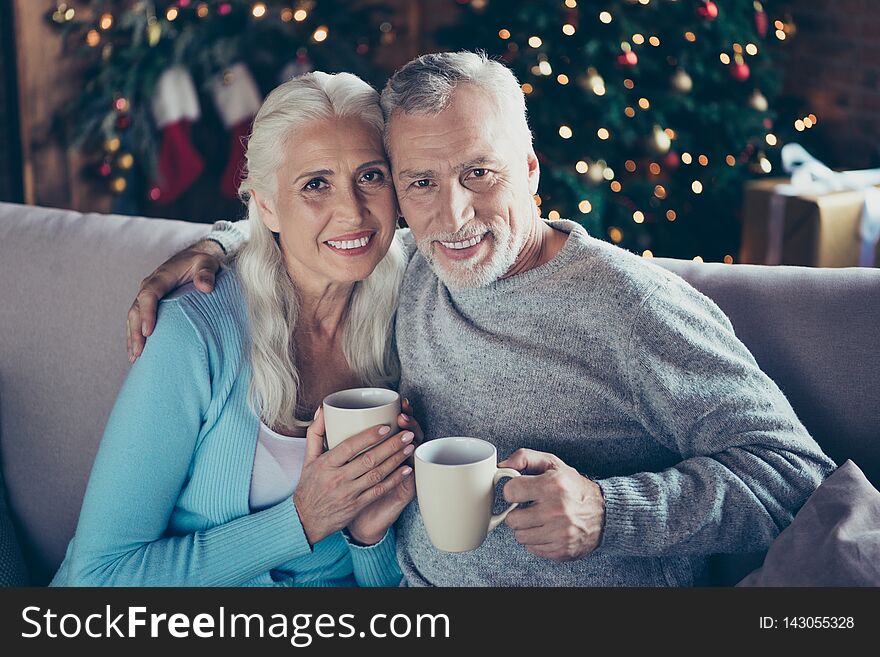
[623,78,635,89]
[579,200,593,214]
[649,36,660,46]
[633,34,645,45]
[197,3,209,18]
[538,60,552,75]
[625,160,637,172]
[642,250,654,258]
[313,26,329,42]
[99,13,113,30]
[809,113,818,124]
[648,162,661,175]
[548,210,561,220]
[576,160,589,174]
[167,7,179,20]
[118,153,134,170]
[684,31,696,42]
[565,0,577,7]
[608,227,623,243]
[638,97,650,109]
[528,36,543,48]
[610,181,622,192]
[599,11,613,24]
[681,152,693,165]
[746,43,758,55]
[294,8,308,21]
[603,166,615,180]
[719,53,731,65]
[760,155,772,173]
[498,29,511,39]
[633,211,645,223]
[692,180,703,194]
[563,24,576,36]
[534,194,542,206]
[726,155,736,166]
[698,154,709,166]
[724,255,734,264]
[111,177,127,193]
[105,137,120,152]
[654,185,667,199]
[666,210,677,221]
[624,107,636,118]
[765,133,778,146]
[521,83,533,94]
[252,3,267,18]
[557,74,569,85]
[693,256,704,263]
[87,30,101,47]
[795,119,805,131]
[559,125,573,139]
[597,128,610,140]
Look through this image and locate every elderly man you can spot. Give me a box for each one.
[127,52,835,586]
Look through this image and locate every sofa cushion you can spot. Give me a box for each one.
[737,460,880,586]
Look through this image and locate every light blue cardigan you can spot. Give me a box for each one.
[51,267,401,586]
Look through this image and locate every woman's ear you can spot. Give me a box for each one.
[526,150,540,196]
[251,190,280,233]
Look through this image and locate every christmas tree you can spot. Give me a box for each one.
[440,0,794,261]
[50,0,396,220]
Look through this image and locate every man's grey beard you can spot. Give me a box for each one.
[415,223,526,289]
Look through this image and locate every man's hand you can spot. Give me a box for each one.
[127,240,224,362]
[498,448,605,562]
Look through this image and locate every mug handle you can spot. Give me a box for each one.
[488,468,522,532]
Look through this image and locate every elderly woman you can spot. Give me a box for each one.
[51,72,420,586]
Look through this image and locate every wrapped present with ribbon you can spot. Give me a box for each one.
[740,144,880,268]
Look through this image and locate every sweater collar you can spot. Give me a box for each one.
[442,219,589,301]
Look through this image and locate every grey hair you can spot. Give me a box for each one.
[234,71,405,431]
[379,51,532,149]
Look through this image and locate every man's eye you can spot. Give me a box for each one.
[304,178,327,191]
[471,168,488,178]
[413,179,433,188]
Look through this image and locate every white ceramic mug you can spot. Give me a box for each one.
[322,388,401,451]
[415,437,521,553]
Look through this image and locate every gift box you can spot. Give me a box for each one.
[741,178,880,268]
[740,145,880,268]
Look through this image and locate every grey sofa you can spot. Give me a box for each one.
[1,201,878,586]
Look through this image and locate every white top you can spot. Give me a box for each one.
[249,421,308,512]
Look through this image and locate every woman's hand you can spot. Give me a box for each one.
[293,408,414,547]
[346,398,424,545]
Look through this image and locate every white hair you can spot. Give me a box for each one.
[379,51,532,150]
[234,71,406,431]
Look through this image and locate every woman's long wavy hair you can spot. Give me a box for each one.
[234,71,406,431]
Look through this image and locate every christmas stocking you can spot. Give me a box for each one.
[150,66,204,204]
[210,63,263,199]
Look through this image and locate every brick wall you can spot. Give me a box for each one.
[783,0,880,168]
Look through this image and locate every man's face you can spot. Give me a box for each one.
[387,84,540,288]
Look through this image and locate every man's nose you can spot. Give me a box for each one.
[439,182,474,234]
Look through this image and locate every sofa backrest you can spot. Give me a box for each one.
[1,202,878,585]
[0,203,212,583]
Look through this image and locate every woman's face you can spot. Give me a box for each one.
[255,115,397,289]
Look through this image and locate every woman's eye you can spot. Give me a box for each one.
[360,170,385,183]
[304,178,327,191]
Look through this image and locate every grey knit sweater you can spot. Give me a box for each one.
[211,219,836,586]
[392,220,835,586]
